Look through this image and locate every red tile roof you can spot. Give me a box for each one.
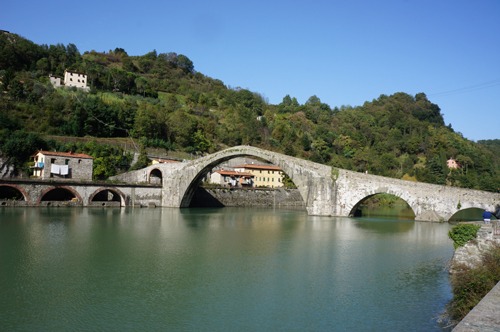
[215,170,254,177]
[234,164,282,171]
[37,150,93,159]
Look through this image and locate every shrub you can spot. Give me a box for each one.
[448,223,481,249]
[448,243,500,322]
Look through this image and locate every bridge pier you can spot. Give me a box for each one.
[303,175,336,216]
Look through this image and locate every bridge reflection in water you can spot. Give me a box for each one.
[0,207,454,331]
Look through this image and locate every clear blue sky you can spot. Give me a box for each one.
[2,0,499,141]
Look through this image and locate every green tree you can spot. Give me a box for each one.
[168,110,197,149]
[192,129,213,154]
[423,155,447,184]
[8,80,25,100]
[1,131,47,175]
[176,54,194,73]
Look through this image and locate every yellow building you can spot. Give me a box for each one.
[233,164,283,188]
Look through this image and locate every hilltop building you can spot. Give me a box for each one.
[447,158,460,169]
[50,70,89,91]
[32,150,93,181]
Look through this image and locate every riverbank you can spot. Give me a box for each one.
[452,280,500,331]
[450,222,500,331]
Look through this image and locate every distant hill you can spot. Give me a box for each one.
[0,31,498,191]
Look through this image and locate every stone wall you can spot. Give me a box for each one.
[452,281,500,331]
[190,187,306,209]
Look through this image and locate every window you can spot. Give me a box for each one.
[78,159,82,164]
[65,159,69,165]
[51,158,56,163]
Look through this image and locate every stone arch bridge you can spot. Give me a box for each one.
[0,181,161,208]
[111,145,499,222]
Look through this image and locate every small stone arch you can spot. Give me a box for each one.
[347,191,416,219]
[38,186,82,206]
[89,187,127,207]
[0,184,29,205]
[148,168,163,185]
[448,206,497,222]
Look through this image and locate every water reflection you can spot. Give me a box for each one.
[0,207,454,331]
[358,204,416,219]
[355,218,415,233]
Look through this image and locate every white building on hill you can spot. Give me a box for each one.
[50,70,89,91]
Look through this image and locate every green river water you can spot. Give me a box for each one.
[0,207,454,331]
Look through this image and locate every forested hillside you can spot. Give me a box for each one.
[0,32,498,191]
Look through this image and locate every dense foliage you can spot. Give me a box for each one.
[448,223,481,249]
[0,32,498,189]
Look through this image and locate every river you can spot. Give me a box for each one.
[0,207,454,331]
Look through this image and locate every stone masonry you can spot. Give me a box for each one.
[110,146,500,221]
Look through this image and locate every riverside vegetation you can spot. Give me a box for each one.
[448,224,500,323]
[0,31,498,191]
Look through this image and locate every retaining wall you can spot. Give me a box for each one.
[190,187,306,209]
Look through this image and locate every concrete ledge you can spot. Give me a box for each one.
[453,281,500,331]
